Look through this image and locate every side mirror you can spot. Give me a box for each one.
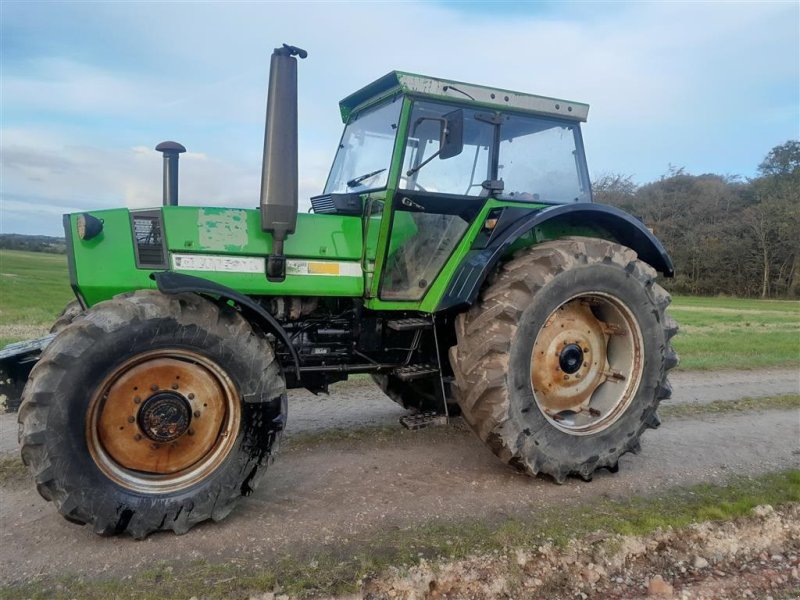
[439,109,463,160]
[406,110,466,178]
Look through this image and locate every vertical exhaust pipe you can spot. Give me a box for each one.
[155,141,186,206]
[260,44,307,281]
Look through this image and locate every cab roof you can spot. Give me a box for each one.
[338,71,589,123]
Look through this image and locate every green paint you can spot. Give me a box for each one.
[69,208,364,306]
[162,207,362,259]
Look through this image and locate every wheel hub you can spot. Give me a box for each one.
[530,300,608,413]
[87,352,241,489]
[530,293,644,435]
[558,344,584,374]
[138,392,191,443]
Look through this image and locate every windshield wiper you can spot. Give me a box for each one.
[346,168,386,188]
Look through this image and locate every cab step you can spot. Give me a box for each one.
[393,363,439,381]
[400,411,448,430]
[386,318,432,331]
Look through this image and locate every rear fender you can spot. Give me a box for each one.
[437,203,673,312]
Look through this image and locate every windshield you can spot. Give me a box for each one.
[323,97,402,194]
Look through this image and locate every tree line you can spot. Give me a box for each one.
[0,234,66,254]
[594,140,800,298]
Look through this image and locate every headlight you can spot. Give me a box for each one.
[77,213,104,240]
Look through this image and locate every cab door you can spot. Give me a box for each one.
[377,101,495,304]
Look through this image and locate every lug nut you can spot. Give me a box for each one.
[127,416,135,423]
[133,396,141,404]
[187,429,195,436]
[172,383,179,390]
[188,393,195,400]
[134,434,142,441]
[583,347,590,353]
[193,410,201,418]
[150,384,158,391]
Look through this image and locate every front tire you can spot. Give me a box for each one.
[449,238,678,482]
[18,290,286,537]
[49,299,83,333]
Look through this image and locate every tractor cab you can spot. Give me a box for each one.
[311,72,593,306]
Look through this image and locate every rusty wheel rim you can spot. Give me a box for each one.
[530,292,644,435]
[86,349,241,493]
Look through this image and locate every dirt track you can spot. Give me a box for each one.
[0,368,798,586]
[0,368,797,456]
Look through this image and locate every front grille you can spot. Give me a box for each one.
[131,211,167,269]
[310,194,336,214]
[309,193,363,215]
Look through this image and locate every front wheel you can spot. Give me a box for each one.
[449,237,678,482]
[18,290,286,537]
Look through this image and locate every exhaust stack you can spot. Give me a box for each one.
[260,44,307,281]
[155,141,186,206]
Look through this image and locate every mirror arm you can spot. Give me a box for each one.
[406,149,441,177]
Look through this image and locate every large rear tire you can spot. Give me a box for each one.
[449,237,678,482]
[18,290,286,538]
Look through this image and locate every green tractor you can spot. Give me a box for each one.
[9,44,677,538]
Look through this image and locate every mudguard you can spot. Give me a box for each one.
[437,203,674,312]
[153,271,301,378]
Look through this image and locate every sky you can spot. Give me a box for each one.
[1,1,798,236]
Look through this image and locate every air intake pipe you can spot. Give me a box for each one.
[155,141,186,206]
[260,44,307,281]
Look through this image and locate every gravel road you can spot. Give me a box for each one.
[1,367,797,455]
[0,368,798,584]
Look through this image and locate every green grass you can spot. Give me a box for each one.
[1,470,797,599]
[670,294,799,370]
[0,250,72,346]
[0,250,798,372]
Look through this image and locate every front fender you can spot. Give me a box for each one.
[153,271,301,378]
[437,203,673,312]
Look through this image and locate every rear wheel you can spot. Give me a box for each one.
[449,237,678,482]
[19,290,286,537]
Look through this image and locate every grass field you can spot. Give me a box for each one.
[669,294,800,370]
[1,249,798,370]
[0,250,73,347]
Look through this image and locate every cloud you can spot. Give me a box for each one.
[1,1,797,234]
